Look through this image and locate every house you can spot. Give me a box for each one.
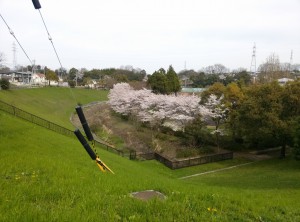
[32,73,46,85]
[86,80,98,89]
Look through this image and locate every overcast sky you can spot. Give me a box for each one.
[1,0,299,73]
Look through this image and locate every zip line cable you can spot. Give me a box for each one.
[32,0,113,173]
[32,0,63,71]
[37,9,78,104]
[0,13,33,66]
[36,9,63,71]
[31,0,78,104]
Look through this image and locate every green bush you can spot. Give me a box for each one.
[68,80,75,88]
[293,118,300,160]
[0,78,10,90]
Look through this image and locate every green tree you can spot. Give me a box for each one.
[113,69,145,81]
[293,117,300,160]
[166,65,181,95]
[84,69,103,79]
[236,82,293,157]
[113,74,128,82]
[45,68,59,86]
[184,116,210,146]
[68,67,78,81]
[147,69,168,94]
[190,72,206,87]
[224,82,244,141]
[0,78,10,90]
[200,82,226,104]
[235,70,252,86]
[281,81,300,158]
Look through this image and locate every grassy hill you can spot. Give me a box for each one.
[0,87,108,128]
[0,87,300,221]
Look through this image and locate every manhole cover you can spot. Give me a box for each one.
[131,190,166,201]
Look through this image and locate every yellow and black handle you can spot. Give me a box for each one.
[74,106,114,174]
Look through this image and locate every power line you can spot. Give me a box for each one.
[0,13,33,66]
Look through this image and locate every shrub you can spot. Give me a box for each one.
[68,80,75,88]
[293,118,300,160]
[0,78,10,90]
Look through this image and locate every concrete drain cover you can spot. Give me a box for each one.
[131,190,166,201]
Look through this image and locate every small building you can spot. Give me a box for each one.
[277,78,294,85]
[86,80,98,89]
[11,72,32,84]
[181,87,205,94]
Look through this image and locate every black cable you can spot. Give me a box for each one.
[32,1,78,104]
[37,9,63,71]
[0,13,33,66]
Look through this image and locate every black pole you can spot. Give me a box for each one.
[74,129,96,160]
[32,0,41,9]
[75,106,94,141]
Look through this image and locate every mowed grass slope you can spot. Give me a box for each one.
[0,87,108,128]
[1,88,300,221]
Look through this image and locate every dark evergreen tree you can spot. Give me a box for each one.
[148,66,181,95]
[147,70,167,94]
[166,65,181,95]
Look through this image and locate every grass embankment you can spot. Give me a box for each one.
[0,87,108,128]
[1,111,300,221]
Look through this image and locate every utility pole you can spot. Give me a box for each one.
[250,43,256,75]
[32,59,36,74]
[12,42,17,70]
[75,71,78,87]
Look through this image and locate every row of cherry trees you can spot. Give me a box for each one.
[108,83,224,132]
[108,80,300,158]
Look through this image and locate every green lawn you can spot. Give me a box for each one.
[1,88,300,221]
[0,87,108,128]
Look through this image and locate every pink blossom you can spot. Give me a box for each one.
[108,83,207,131]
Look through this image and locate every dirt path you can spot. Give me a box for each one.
[179,151,277,179]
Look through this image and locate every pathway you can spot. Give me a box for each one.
[179,151,275,180]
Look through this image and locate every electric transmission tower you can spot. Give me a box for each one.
[289,50,293,72]
[250,43,256,75]
[12,42,17,70]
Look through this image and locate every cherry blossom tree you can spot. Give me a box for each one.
[108,83,207,132]
[203,94,229,150]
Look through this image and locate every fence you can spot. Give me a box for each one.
[0,100,74,137]
[136,152,155,160]
[153,151,233,169]
[0,99,233,165]
[0,100,134,158]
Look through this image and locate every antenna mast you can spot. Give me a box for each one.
[250,43,256,75]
